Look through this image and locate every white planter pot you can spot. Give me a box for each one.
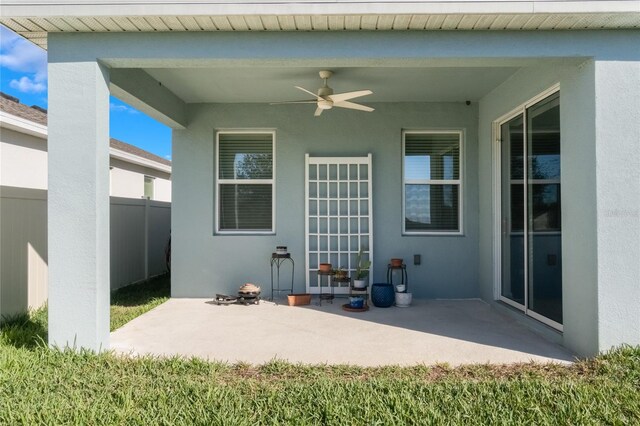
[353,279,367,289]
[395,292,412,307]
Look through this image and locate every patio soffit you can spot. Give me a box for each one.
[1,1,639,49]
[142,66,523,103]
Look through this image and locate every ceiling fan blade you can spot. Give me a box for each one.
[270,100,318,105]
[314,107,323,117]
[333,101,374,112]
[329,90,373,103]
[295,86,320,99]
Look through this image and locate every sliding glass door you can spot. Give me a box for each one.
[500,90,562,329]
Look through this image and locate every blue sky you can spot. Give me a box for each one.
[0,25,172,160]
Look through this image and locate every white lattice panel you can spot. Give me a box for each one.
[305,154,373,294]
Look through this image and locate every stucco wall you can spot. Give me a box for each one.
[110,160,145,199]
[0,127,171,200]
[110,157,172,201]
[593,60,640,353]
[172,101,479,299]
[0,127,48,190]
[154,177,172,202]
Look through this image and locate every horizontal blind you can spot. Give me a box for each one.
[219,184,272,231]
[404,132,461,233]
[405,184,459,231]
[405,133,460,181]
[217,132,274,232]
[219,133,273,180]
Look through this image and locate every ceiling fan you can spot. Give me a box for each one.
[270,70,374,117]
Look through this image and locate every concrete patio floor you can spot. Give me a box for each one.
[110,298,574,366]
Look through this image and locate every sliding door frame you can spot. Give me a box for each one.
[492,83,563,332]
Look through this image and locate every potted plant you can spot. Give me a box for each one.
[354,248,371,289]
[333,266,348,279]
[395,290,412,308]
[319,263,332,273]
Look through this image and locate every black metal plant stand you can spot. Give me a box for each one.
[317,270,334,305]
[387,264,408,292]
[349,283,369,307]
[270,253,294,301]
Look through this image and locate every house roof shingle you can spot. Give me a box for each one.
[0,93,48,126]
[109,138,171,167]
[0,92,171,167]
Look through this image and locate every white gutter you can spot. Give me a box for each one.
[0,111,47,139]
[109,148,172,174]
[1,1,639,17]
[0,110,171,174]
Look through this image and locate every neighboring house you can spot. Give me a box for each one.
[0,92,171,201]
[0,1,638,358]
[0,92,172,317]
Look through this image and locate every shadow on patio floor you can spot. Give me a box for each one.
[110,296,574,366]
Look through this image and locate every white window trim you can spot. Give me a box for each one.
[215,129,276,235]
[402,129,464,236]
[492,83,563,332]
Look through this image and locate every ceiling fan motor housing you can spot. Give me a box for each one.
[318,86,334,97]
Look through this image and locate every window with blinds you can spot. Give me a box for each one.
[403,131,462,234]
[216,132,275,233]
[144,176,155,200]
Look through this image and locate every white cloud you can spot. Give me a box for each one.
[164,155,172,160]
[9,76,47,93]
[110,102,139,114]
[0,25,48,92]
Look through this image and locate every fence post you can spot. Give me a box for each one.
[144,198,150,281]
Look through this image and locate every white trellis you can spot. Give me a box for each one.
[305,154,373,294]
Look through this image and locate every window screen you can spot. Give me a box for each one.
[217,132,274,232]
[403,132,462,233]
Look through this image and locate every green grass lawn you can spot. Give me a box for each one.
[1,277,639,425]
[109,274,170,331]
[0,274,170,349]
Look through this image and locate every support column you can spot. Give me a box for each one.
[48,60,110,351]
[593,60,640,352]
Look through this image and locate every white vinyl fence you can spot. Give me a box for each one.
[0,186,171,318]
[110,196,171,290]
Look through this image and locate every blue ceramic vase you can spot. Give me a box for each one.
[371,283,394,308]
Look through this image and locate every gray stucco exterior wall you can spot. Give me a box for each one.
[172,102,480,299]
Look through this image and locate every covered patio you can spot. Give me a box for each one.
[1,3,635,358]
[111,298,573,366]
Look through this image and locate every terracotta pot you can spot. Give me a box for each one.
[288,293,312,306]
[391,258,403,267]
[319,263,332,273]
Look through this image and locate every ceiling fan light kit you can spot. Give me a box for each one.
[271,70,374,117]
